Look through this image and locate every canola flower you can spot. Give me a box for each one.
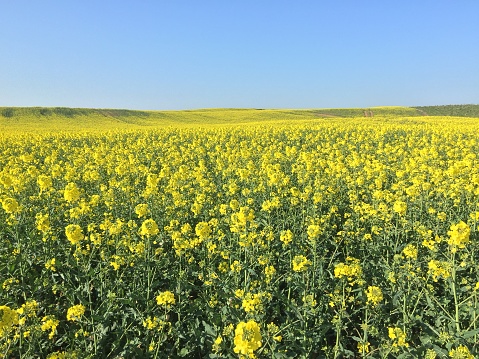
[449,345,474,359]
[195,221,211,239]
[36,212,51,233]
[292,255,311,272]
[45,258,56,271]
[241,293,262,313]
[447,221,471,252]
[17,300,38,318]
[393,200,407,216]
[402,244,418,260]
[428,260,451,282]
[140,218,159,237]
[64,182,80,202]
[365,285,383,306]
[37,174,53,192]
[1,114,479,357]
[334,257,363,281]
[279,229,293,245]
[41,315,59,339]
[0,305,19,336]
[233,320,262,357]
[65,224,84,245]
[357,341,370,354]
[66,304,85,322]
[1,197,20,214]
[135,203,148,218]
[156,291,175,308]
[388,327,409,348]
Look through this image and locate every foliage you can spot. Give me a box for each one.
[1,116,479,358]
[1,108,15,118]
[414,105,479,117]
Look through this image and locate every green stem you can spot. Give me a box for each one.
[451,252,461,333]
[177,258,182,323]
[362,306,369,358]
[334,281,346,359]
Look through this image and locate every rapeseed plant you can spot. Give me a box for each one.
[1,115,479,357]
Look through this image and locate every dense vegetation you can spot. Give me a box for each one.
[2,104,479,128]
[1,114,479,358]
[413,105,479,118]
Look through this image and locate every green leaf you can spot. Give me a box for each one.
[178,348,190,357]
[462,328,479,339]
[202,321,216,337]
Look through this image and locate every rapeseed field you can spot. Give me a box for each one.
[1,111,479,358]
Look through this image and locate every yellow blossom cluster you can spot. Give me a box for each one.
[233,320,262,357]
[156,291,175,308]
[66,304,85,322]
[365,286,383,306]
[388,327,409,348]
[334,257,363,282]
[1,113,479,356]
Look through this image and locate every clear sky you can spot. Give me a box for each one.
[1,1,478,110]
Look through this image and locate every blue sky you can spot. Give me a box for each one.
[1,1,478,110]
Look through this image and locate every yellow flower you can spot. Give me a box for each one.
[65,224,84,245]
[307,224,321,240]
[357,341,370,354]
[134,203,148,218]
[0,305,19,336]
[156,291,175,307]
[264,265,276,283]
[393,200,407,216]
[388,327,408,347]
[428,260,450,282]
[279,229,293,245]
[302,294,317,307]
[231,260,242,273]
[2,197,20,214]
[0,174,13,187]
[2,278,19,291]
[17,300,38,318]
[37,174,53,192]
[143,316,160,330]
[292,255,311,272]
[437,212,447,221]
[45,258,56,271]
[365,286,383,306]
[402,244,418,260]
[64,182,80,202]
[41,315,59,339]
[334,257,362,282]
[195,221,211,239]
[449,345,474,359]
[233,320,262,356]
[212,335,223,352]
[46,351,79,359]
[108,219,124,236]
[447,221,470,252]
[242,293,262,313]
[235,289,245,298]
[140,218,159,237]
[36,212,51,233]
[67,304,85,322]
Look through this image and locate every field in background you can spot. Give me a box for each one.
[1,105,479,133]
[1,108,479,358]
